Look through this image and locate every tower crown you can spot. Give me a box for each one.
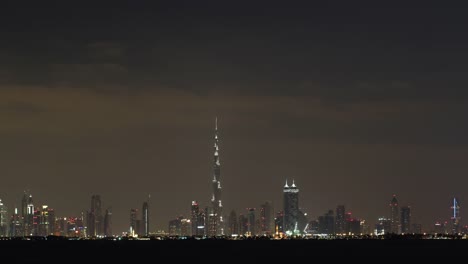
[291,179,297,188]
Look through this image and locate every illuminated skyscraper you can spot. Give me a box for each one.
[47,207,55,236]
[375,217,391,235]
[451,197,461,234]
[191,201,205,236]
[389,195,400,234]
[9,208,22,237]
[130,208,138,236]
[283,180,299,235]
[0,199,7,237]
[22,193,34,236]
[142,199,149,236]
[400,206,411,234]
[180,218,192,236]
[210,118,223,236]
[38,205,50,236]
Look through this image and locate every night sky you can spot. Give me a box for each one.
[1,2,468,234]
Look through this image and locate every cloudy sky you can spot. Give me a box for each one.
[1,2,468,233]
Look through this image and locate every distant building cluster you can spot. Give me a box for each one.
[0,119,466,239]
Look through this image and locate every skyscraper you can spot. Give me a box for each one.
[335,205,346,234]
[400,206,411,234]
[375,217,391,235]
[389,195,400,234]
[22,193,34,236]
[130,208,138,236]
[9,208,22,237]
[451,197,461,234]
[238,214,248,236]
[190,201,205,236]
[47,207,55,236]
[0,199,7,237]
[260,201,274,235]
[275,211,284,235]
[104,208,112,237]
[210,118,223,236]
[168,217,182,236]
[283,180,299,235]
[228,210,238,236]
[180,218,192,236]
[38,205,50,236]
[88,195,103,237]
[21,192,28,222]
[247,208,256,236]
[318,210,335,235]
[142,199,149,236]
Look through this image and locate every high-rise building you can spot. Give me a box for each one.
[375,217,391,235]
[360,220,370,235]
[389,195,400,234]
[38,205,50,236]
[275,211,284,234]
[412,223,422,234]
[197,209,206,236]
[260,201,274,236]
[206,207,217,236]
[87,195,103,237]
[228,210,238,236]
[32,208,40,236]
[318,210,335,234]
[55,217,67,236]
[400,206,411,234]
[9,208,22,237]
[130,208,138,236]
[209,118,223,236]
[21,192,29,235]
[47,207,55,236]
[433,221,444,234]
[191,201,200,236]
[180,219,192,236]
[451,197,461,234]
[283,180,300,235]
[168,217,182,236]
[335,205,346,234]
[22,193,34,236]
[0,199,7,237]
[307,219,319,234]
[238,214,248,236]
[344,213,360,235]
[104,208,112,237]
[21,193,28,221]
[247,208,256,236]
[142,199,149,236]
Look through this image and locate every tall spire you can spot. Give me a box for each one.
[210,117,223,236]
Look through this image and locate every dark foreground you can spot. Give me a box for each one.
[1,239,466,261]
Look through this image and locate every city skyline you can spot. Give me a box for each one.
[1,3,468,234]
[0,117,465,235]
